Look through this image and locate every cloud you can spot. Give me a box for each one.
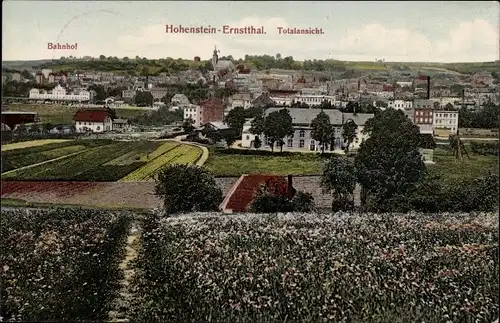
[335,24,433,61]
[109,17,498,62]
[3,15,498,62]
[435,19,499,62]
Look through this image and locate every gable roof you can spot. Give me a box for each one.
[73,110,110,122]
[342,113,374,126]
[265,108,343,125]
[220,174,292,213]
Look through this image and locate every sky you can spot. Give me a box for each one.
[2,1,499,62]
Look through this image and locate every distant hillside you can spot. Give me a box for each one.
[2,57,498,75]
[2,60,55,71]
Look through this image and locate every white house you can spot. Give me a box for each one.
[241,119,257,148]
[183,104,202,128]
[387,99,413,110]
[294,95,338,107]
[229,93,253,112]
[253,108,374,152]
[73,110,112,133]
[29,85,92,102]
[112,118,131,132]
[433,110,459,136]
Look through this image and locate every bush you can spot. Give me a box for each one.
[0,208,130,321]
[331,197,355,212]
[154,164,223,215]
[249,182,316,213]
[291,191,316,212]
[404,173,499,213]
[470,141,499,156]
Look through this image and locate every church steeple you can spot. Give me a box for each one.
[212,45,219,68]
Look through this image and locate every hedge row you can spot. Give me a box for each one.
[212,147,337,158]
[0,208,130,321]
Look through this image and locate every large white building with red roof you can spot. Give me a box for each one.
[73,109,112,133]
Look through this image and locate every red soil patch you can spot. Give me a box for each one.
[1,181,99,198]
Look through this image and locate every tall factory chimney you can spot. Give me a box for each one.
[426,75,431,100]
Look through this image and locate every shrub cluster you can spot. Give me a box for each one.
[129,212,499,322]
[0,208,130,321]
[383,174,500,214]
[470,141,499,156]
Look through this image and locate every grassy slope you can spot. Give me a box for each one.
[2,104,149,124]
[9,58,497,74]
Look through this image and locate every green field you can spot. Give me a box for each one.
[203,151,326,176]
[1,104,149,125]
[204,149,498,184]
[1,140,201,181]
[1,139,110,173]
[427,148,499,185]
[120,143,202,181]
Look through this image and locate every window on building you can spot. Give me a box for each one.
[299,139,304,148]
[299,130,305,138]
[287,139,293,147]
[355,138,359,143]
[96,126,100,130]
[246,135,250,140]
[84,122,86,125]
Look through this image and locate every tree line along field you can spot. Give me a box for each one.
[1,140,203,182]
[204,148,499,185]
[2,208,498,322]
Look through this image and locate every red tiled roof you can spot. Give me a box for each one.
[73,110,110,122]
[220,174,293,213]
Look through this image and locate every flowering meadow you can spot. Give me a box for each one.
[0,208,130,321]
[131,212,499,322]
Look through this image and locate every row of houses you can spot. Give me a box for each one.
[28,85,94,102]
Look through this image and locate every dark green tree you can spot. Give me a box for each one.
[263,109,294,152]
[250,114,265,136]
[134,91,154,107]
[311,111,334,153]
[355,108,426,212]
[154,165,223,214]
[321,156,357,211]
[182,118,195,133]
[342,120,358,153]
[224,106,246,133]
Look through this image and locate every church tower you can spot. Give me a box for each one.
[212,45,219,70]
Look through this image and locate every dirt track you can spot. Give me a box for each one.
[1,176,358,211]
